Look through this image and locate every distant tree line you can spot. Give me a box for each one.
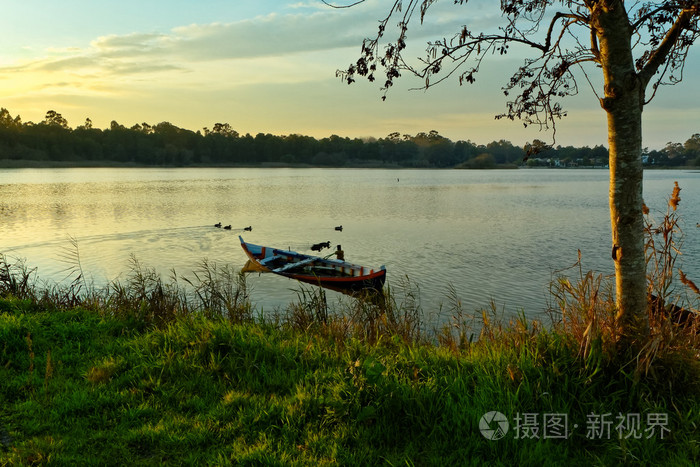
[0,108,698,168]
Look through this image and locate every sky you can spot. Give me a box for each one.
[0,0,698,150]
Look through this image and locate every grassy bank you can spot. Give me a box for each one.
[1,291,699,465]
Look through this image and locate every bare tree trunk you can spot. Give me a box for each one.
[596,2,649,345]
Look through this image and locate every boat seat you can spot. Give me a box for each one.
[272,257,316,273]
[260,254,285,266]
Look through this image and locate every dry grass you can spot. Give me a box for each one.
[549,250,618,361]
[282,276,425,347]
[547,182,699,380]
[0,255,37,300]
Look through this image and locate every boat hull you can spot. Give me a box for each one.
[239,236,386,294]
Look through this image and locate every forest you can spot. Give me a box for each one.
[0,108,698,168]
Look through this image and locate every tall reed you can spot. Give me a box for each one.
[548,182,699,380]
[282,276,425,346]
[0,240,254,327]
[0,254,37,300]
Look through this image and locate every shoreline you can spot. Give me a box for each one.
[1,158,697,170]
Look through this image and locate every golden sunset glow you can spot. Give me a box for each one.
[1,1,698,148]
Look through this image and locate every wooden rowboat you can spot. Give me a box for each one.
[239,236,386,294]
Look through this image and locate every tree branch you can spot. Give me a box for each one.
[639,7,697,89]
[632,4,682,30]
[320,0,366,8]
[590,25,601,62]
[543,12,590,52]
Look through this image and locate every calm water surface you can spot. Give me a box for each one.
[1,168,698,322]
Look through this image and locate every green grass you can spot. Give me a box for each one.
[1,296,699,466]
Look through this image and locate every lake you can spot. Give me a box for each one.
[1,167,699,323]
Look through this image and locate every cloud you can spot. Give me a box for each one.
[90,33,170,57]
[287,1,329,10]
[1,2,484,78]
[35,56,101,73]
